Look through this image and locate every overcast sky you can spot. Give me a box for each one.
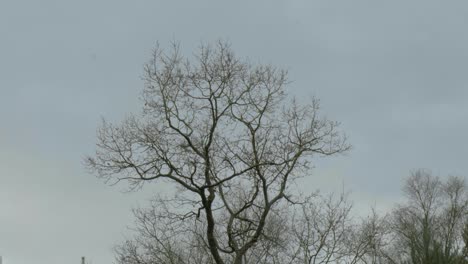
[1,1,468,263]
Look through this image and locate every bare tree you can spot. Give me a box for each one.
[386,170,468,264]
[286,193,355,264]
[114,191,388,264]
[114,196,215,264]
[285,195,391,264]
[347,209,395,264]
[86,41,350,264]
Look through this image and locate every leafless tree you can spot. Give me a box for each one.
[113,191,388,264]
[285,195,391,264]
[86,41,350,264]
[286,193,355,264]
[347,209,395,264]
[386,170,468,264]
[114,196,215,264]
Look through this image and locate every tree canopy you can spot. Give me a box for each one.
[86,41,350,264]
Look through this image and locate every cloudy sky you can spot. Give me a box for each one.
[1,0,468,263]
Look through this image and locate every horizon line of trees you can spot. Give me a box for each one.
[112,169,468,264]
